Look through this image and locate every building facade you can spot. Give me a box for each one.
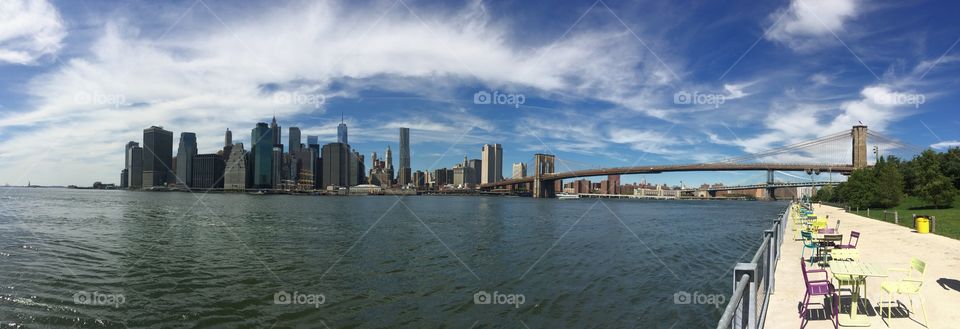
[251,123,273,188]
[142,126,173,187]
[321,142,350,188]
[224,143,247,191]
[398,127,411,186]
[481,144,502,184]
[176,132,197,187]
[192,154,225,189]
[512,162,527,179]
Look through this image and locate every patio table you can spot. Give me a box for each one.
[828,261,888,327]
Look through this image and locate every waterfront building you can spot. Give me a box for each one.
[384,146,394,184]
[466,159,481,184]
[124,141,139,188]
[349,149,365,186]
[142,126,173,187]
[453,167,467,187]
[272,146,283,188]
[512,162,527,179]
[120,169,128,189]
[337,116,348,144]
[128,145,143,189]
[270,116,281,145]
[288,127,301,155]
[412,170,425,189]
[398,127,411,186]
[251,122,273,188]
[175,132,197,187]
[225,128,233,147]
[224,143,247,191]
[481,144,502,184]
[307,135,318,146]
[321,142,350,188]
[191,154,225,189]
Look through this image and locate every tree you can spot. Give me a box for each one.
[913,149,958,208]
[941,147,960,189]
[840,168,879,209]
[814,185,834,202]
[873,156,904,208]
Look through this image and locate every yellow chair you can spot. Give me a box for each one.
[881,258,928,327]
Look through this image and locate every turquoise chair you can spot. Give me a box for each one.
[800,231,819,266]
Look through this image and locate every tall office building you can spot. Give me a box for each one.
[175,132,197,187]
[142,126,173,187]
[481,144,503,184]
[307,135,318,146]
[385,145,394,184]
[224,143,247,191]
[512,162,527,179]
[337,116,348,144]
[225,128,233,147]
[128,145,143,188]
[272,146,283,188]
[251,123,273,188]
[192,154,225,189]
[321,142,350,188]
[349,149,364,186]
[288,127,301,154]
[398,127,411,185]
[270,116,281,145]
[467,159,482,185]
[124,141,139,188]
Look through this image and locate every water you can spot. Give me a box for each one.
[0,188,787,328]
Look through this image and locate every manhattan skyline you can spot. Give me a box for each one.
[1,0,959,187]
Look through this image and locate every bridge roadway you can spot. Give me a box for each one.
[481,163,855,189]
[700,181,840,192]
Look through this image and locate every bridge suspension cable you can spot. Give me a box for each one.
[713,131,850,164]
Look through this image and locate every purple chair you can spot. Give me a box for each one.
[836,231,860,249]
[800,258,839,329]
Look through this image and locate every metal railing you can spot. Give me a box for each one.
[716,202,791,329]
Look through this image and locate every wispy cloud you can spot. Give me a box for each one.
[0,0,66,65]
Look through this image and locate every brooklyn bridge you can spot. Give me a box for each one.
[479,125,918,198]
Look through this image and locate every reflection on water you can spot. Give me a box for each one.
[0,187,786,328]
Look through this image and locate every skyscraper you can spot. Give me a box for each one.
[270,116,281,145]
[272,146,283,188]
[481,144,502,184]
[512,162,527,179]
[128,145,143,189]
[337,115,348,145]
[307,135,318,146]
[224,143,247,191]
[142,126,173,187]
[288,127,301,154]
[176,132,197,187]
[251,123,273,188]
[225,128,233,147]
[399,127,411,186]
[385,145,394,184]
[321,142,350,188]
[124,141,139,188]
[191,154,225,189]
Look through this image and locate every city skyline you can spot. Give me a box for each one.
[2,0,959,187]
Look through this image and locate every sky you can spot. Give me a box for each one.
[1,0,958,187]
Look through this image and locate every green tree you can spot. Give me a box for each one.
[840,168,879,209]
[941,147,960,189]
[913,149,958,208]
[873,156,904,208]
[814,185,834,202]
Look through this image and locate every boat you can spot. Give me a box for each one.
[249,190,266,195]
[557,193,580,200]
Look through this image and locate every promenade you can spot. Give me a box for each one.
[765,204,960,328]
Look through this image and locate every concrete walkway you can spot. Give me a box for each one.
[765,204,960,329]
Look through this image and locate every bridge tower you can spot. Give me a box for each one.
[533,153,556,198]
[852,125,868,169]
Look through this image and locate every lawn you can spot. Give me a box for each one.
[845,196,960,240]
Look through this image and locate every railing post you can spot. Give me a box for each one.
[894,211,898,224]
[734,263,758,329]
[765,229,776,294]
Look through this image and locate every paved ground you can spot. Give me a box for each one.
[764,204,960,329]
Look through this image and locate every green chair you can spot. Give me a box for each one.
[881,258,928,327]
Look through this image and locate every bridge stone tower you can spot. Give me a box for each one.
[852,125,868,169]
[533,153,556,198]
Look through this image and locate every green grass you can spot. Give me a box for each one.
[846,196,960,240]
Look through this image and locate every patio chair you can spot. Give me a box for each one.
[800,231,819,265]
[836,231,860,249]
[800,258,839,329]
[881,258,928,327]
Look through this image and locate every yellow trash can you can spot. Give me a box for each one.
[916,217,930,234]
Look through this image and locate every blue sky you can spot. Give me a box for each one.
[1,0,958,186]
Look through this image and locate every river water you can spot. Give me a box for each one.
[0,188,787,328]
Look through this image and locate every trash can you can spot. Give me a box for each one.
[915,216,930,234]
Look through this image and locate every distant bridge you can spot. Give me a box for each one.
[479,125,918,198]
[698,181,841,192]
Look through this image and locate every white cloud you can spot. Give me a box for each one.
[766,0,858,51]
[932,140,960,150]
[0,0,65,64]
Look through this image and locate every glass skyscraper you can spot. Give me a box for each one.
[251,123,273,188]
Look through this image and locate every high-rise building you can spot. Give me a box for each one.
[321,142,350,188]
[251,122,273,188]
[412,170,425,189]
[270,116,281,146]
[191,154,225,189]
[288,127,301,154]
[385,145,394,184]
[120,169,128,188]
[225,128,233,147]
[481,144,502,184]
[175,132,197,187]
[467,159,482,185]
[142,126,173,187]
[272,146,283,188]
[307,135,318,146]
[399,127,411,185]
[349,149,364,186]
[128,145,143,189]
[512,162,527,179]
[337,115,348,145]
[224,143,247,191]
[124,141,139,188]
